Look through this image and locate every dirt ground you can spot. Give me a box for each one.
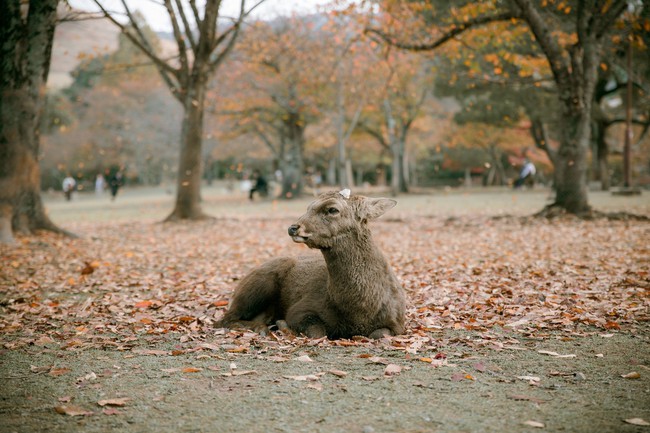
[1,187,649,432]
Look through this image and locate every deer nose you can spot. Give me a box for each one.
[288,224,300,236]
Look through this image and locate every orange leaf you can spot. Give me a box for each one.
[97,398,130,407]
[134,300,152,309]
[182,367,202,373]
[213,300,229,307]
[55,405,93,416]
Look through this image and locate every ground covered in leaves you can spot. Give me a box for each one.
[1,190,649,432]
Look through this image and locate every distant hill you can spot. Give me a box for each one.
[49,7,176,90]
[49,9,119,89]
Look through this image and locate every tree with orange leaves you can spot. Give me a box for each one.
[367,0,630,215]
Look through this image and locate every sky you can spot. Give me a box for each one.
[67,0,333,32]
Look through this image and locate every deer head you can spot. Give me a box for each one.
[287,189,396,249]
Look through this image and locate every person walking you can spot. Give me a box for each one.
[514,158,536,189]
[62,174,76,201]
[109,171,123,201]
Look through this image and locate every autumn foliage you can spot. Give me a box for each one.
[1,205,647,352]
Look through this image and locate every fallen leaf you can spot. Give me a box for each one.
[603,321,620,330]
[624,418,650,426]
[621,372,640,379]
[80,261,95,275]
[231,370,257,376]
[505,318,529,327]
[97,398,130,407]
[81,372,97,381]
[58,396,73,403]
[131,349,169,356]
[538,350,576,358]
[49,368,71,377]
[307,383,323,391]
[384,364,402,376]
[517,375,541,382]
[522,420,545,428]
[473,362,487,372]
[451,372,467,382]
[361,376,380,381]
[284,374,320,381]
[328,369,348,377]
[35,336,55,346]
[267,356,289,362]
[31,365,52,374]
[295,355,313,362]
[54,405,93,416]
[181,367,202,373]
[134,300,152,309]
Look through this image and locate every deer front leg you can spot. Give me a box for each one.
[368,328,392,339]
[286,304,328,338]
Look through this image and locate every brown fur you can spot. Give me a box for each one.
[217,191,406,339]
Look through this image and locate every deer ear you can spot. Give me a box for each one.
[362,198,397,220]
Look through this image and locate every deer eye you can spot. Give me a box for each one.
[327,207,339,215]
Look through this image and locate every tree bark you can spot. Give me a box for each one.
[594,120,610,190]
[0,0,73,243]
[165,78,209,221]
[95,0,250,221]
[279,114,305,199]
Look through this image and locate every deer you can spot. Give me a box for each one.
[216,189,406,339]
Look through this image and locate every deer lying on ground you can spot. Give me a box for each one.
[217,189,406,339]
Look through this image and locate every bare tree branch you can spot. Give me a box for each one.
[174,0,198,52]
[594,0,628,39]
[163,0,189,78]
[188,0,201,25]
[357,120,389,150]
[365,10,522,52]
[92,0,181,98]
[512,0,571,91]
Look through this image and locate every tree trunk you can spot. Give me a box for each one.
[0,0,73,243]
[336,79,350,188]
[279,117,305,199]
[595,121,610,190]
[165,79,209,221]
[279,152,303,199]
[548,92,593,214]
[393,141,408,194]
[545,37,601,215]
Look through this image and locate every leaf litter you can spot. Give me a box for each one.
[1,212,649,431]
[1,216,647,355]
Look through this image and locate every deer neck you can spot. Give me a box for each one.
[320,230,386,296]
